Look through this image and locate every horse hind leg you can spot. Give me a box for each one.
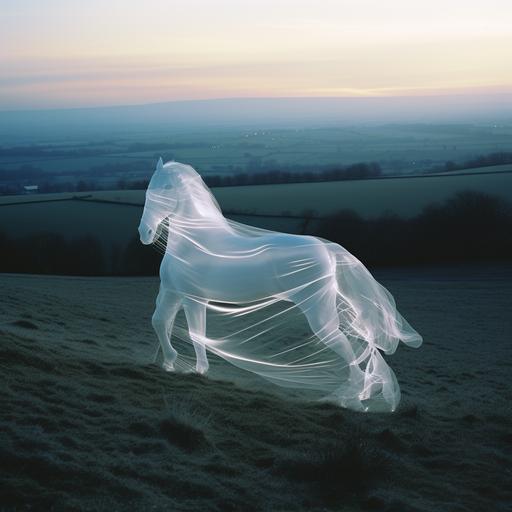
[295,287,366,410]
[183,299,209,375]
[152,289,182,371]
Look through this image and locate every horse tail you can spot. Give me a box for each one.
[327,242,422,411]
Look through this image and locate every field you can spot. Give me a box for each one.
[1,166,511,253]
[2,124,512,180]
[2,126,511,510]
[1,265,511,511]
[213,165,512,217]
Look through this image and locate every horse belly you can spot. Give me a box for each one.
[160,234,332,303]
[205,263,277,302]
[160,254,277,303]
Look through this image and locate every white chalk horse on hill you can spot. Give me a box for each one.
[138,159,422,412]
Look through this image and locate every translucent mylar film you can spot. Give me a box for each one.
[138,160,423,412]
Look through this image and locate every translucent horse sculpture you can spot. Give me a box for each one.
[138,159,422,412]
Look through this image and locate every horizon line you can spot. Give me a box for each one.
[2,91,512,115]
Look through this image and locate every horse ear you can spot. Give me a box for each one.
[156,157,164,171]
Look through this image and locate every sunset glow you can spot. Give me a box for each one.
[1,0,511,109]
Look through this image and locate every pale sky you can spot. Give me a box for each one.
[1,0,511,110]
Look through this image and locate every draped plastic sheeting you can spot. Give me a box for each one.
[138,160,422,412]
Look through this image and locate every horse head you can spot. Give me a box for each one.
[138,157,179,245]
[139,159,228,245]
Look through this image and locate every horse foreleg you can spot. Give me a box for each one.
[152,289,182,371]
[183,299,209,375]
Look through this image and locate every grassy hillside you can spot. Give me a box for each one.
[1,268,511,511]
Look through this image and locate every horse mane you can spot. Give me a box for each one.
[164,162,227,224]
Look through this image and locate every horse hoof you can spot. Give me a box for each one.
[340,396,367,412]
[196,364,209,375]
[162,361,175,372]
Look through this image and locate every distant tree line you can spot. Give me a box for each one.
[203,162,382,187]
[1,191,510,276]
[0,233,108,276]
[1,150,511,196]
[443,152,512,172]
[317,191,512,266]
[0,160,153,195]
[0,161,383,195]
[0,232,162,276]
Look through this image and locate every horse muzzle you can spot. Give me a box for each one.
[138,224,155,245]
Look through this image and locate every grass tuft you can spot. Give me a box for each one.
[276,435,388,505]
[159,401,210,452]
[11,319,38,330]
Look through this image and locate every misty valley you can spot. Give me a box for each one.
[1,122,512,195]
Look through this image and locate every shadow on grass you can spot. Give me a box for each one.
[275,434,389,506]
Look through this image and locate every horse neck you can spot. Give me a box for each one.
[170,187,232,236]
